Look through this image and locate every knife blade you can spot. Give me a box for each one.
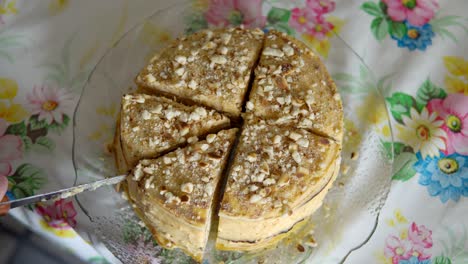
[0,175,126,209]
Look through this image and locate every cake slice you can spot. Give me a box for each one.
[246,30,343,141]
[135,27,264,117]
[116,93,230,173]
[126,128,238,262]
[217,119,341,250]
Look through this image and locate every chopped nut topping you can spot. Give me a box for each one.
[292,151,302,163]
[246,101,254,111]
[175,67,185,76]
[175,55,187,65]
[246,152,257,162]
[297,138,309,148]
[163,156,172,164]
[141,110,151,120]
[263,178,276,186]
[263,47,284,57]
[273,135,282,144]
[206,134,217,143]
[249,194,262,203]
[289,132,302,141]
[211,55,227,64]
[200,144,209,151]
[188,80,198,90]
[282,45,294,56]
[220,33,231,44]
[181,182,194,193]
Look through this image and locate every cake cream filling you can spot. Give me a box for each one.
[216,157,340,250]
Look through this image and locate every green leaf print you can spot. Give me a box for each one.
[29,115,49,130]
[391,152,417,181]
[9,164,46,199]
[184,12,208,35]
[267,7,291,24]
[21,136,33,151]
[433,256,452,264]
[386,92,416,123]
[431,15,468,42]
[388,21,406,39]
[437,225,468,264]
[0,34,24,63]
[415,79,447,111]
[371,17,388,40]
[34,136,56,151]
[361,2,384,17]
[48,114,70,134]
[382,141,413,159]
[5,121,27,136]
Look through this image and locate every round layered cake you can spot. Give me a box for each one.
[113,27,343,262]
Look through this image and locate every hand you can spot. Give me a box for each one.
[0,176,10,215]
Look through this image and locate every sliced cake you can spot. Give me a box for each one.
[126,128,238,261]
[116,93,230,173]
[217,119,341,250]
[246,30,343,141]
[135,27,264,117]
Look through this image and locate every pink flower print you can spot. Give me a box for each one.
[408,222,433,249]
[427,93,468,155]
[307,16,334,40]
[382,0,439,26]
[385,235,414,264]
[290,7,317,34]
[27,85,73,125]
[36,199,77,228]
[306,0,336,15]
[0,118,23,200]
[204,0,266,28]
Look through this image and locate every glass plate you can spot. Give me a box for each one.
[72,1,394,263]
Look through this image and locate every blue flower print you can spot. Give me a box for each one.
[398,256,431,264]
[391,21,435,51]
[414,151,468,203]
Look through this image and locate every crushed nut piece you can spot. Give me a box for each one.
[181,182,194,193]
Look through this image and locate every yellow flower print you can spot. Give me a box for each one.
[0,77,18,100]
[356,91,388,125]
[48,0,68,16]
[375,252,393,264]
[302,17,345,58]
[139,21,173,47]
[192,0,209,11]
[88,104,117,142]
[0,0,17,16]
[443,56,468,95]
[399,229,408,240]
[343,118,362,153]
[394,209,408,224]
[0,101,28,123]
[39,220,77,238]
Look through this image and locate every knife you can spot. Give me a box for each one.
[0,175,126,210]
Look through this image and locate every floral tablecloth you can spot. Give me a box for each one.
[1,0,467,263]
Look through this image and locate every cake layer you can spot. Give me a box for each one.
[246,30,343,141]
[135,27,264,117]
[118,93,230,172]
[126,128,237,261]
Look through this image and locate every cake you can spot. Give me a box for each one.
[116,93,230,173]
[114,28,343,262]
[245,30,343,141]
[135,27,264,117]
[126,128,238,261]
[216,119,341,250]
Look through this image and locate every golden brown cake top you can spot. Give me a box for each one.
[120,93,230,168]
[246,30,343,141]
[220,119,339,219]
[135,27,264,117]
[128,128,238,225]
